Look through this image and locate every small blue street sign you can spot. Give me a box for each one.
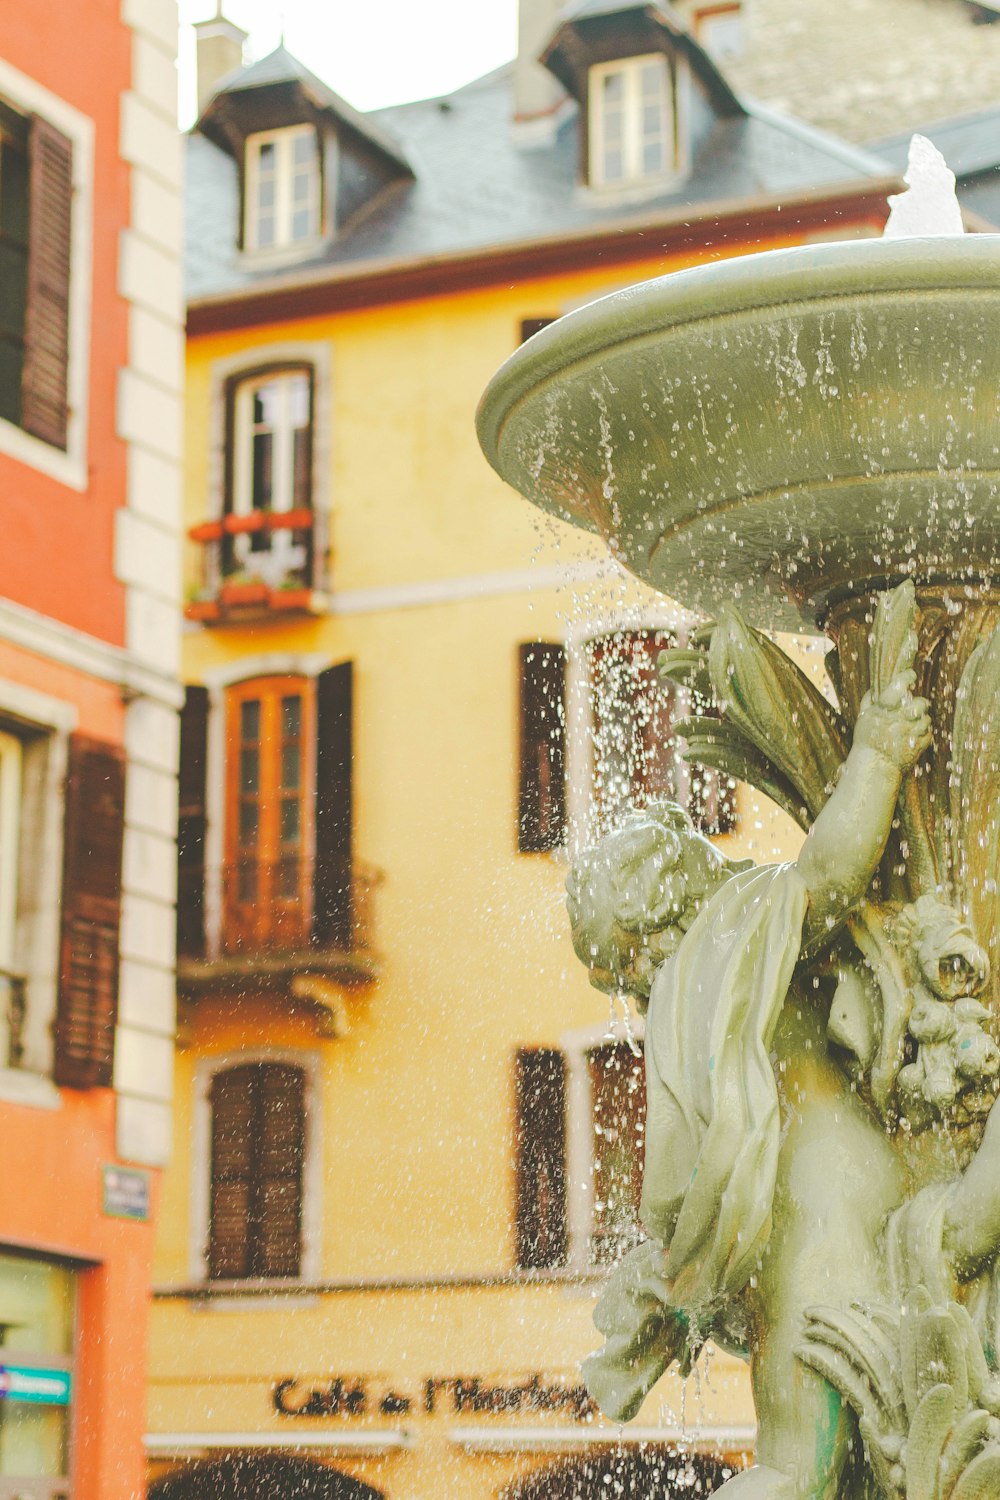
[102,1164,151,1222]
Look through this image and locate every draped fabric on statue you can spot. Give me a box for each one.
[584,864,809,1422]
[645,863,809,1309]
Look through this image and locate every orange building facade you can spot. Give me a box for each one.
[0,1,183,1496]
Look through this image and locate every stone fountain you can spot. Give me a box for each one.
[477,144,1000,1499]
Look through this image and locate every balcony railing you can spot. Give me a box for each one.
[218,857,377,958]
[0,967,27,1069]
[185,510,318,623]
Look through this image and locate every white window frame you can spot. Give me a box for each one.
[230,367,312,583]
[244,124,321,254]
[693,2,745,61]
[0,680,75,1107]
[0,58,93,491]
[588,53,675,191]
[190,1048,323,1288]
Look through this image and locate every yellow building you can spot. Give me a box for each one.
[148,6,900,1496]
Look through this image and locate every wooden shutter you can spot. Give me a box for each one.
[589,1041,646,1265]
[208,1063,305,1281]
[313,662,353,949]
[515,1048,568,1270]
[53,736,125,1088]
[256,1064,305,1277]
[208,1065,255,1280]
[177,686,209,958]
[22,114,72,450]
[518,643,566,853]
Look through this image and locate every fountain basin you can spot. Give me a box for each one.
[477,236,1000,630]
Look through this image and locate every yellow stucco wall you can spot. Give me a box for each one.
[151,233,845,1497]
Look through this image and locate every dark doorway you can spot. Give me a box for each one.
[148,1453,385,1500]
[503,1448,734,1498]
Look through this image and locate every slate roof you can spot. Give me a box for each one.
[872,109,1000,228]
[186,50,894,304]
[198,42,413,175]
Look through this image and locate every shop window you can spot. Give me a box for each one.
[503,1449,735,1498]
[208,1062,306,1280]
[587,629,736,836]
[515,1048,568,1269]
[0,1248,74,1498]
[0,99,73,450]
[517,643,566,853]
[588,1040,646,1265]
[588,54,675,189]
[244,125,320,252]
[177,664,354,961]
[223,365,314,590]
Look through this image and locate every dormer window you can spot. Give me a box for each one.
[244,125,320,252]
[589,54,673,188]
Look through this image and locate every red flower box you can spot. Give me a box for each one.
[266,508,314,532]
[267,588,312,612]
[222,512,267,535]
[184,598,222,623]
[220,580,269,607]
[188,519,223,543]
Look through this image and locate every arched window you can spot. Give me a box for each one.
[208,1062,306,1280]
[150,1453,384,1499]
[504,1449,734,1499]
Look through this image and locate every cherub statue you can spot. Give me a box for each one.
[568,666,932,1499]
[893,895,998,1128]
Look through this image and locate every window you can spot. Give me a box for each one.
[589,54,674,189]
[0,1249,75,1498]
[244,125,320,252]
[693,3,744,60]
[515,1049,568,1269]
[224,676,314,954]
[0,719,123,1088]
[0,99,73,450]
[518,643,566,853]
[589,1040,645,1265]
[208,1062,306,1280]
[512,1037,646,1271]
[225,366,313,589]
[178,663,354,961]
[587,629,735,836]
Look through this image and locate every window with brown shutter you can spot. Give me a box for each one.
[514,1048,568,1270]
[588,1040,646,1265]
[53,736,125,1089]
[21,113,72,450]
[177,686,209,958]
[223,676,314,954]
[313,661,353,950]
[588,629,736,835]
[518,643,566,853]
[208,1062,306,1280]
[216,664,355,958]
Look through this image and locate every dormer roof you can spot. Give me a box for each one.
[197,44,413,178]
[542,0,744,115]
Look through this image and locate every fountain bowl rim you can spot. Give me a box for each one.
[476,233,1000,495]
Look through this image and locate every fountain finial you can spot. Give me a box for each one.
[883,133,964,237]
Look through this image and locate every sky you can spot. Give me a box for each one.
[178,0,518,124]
